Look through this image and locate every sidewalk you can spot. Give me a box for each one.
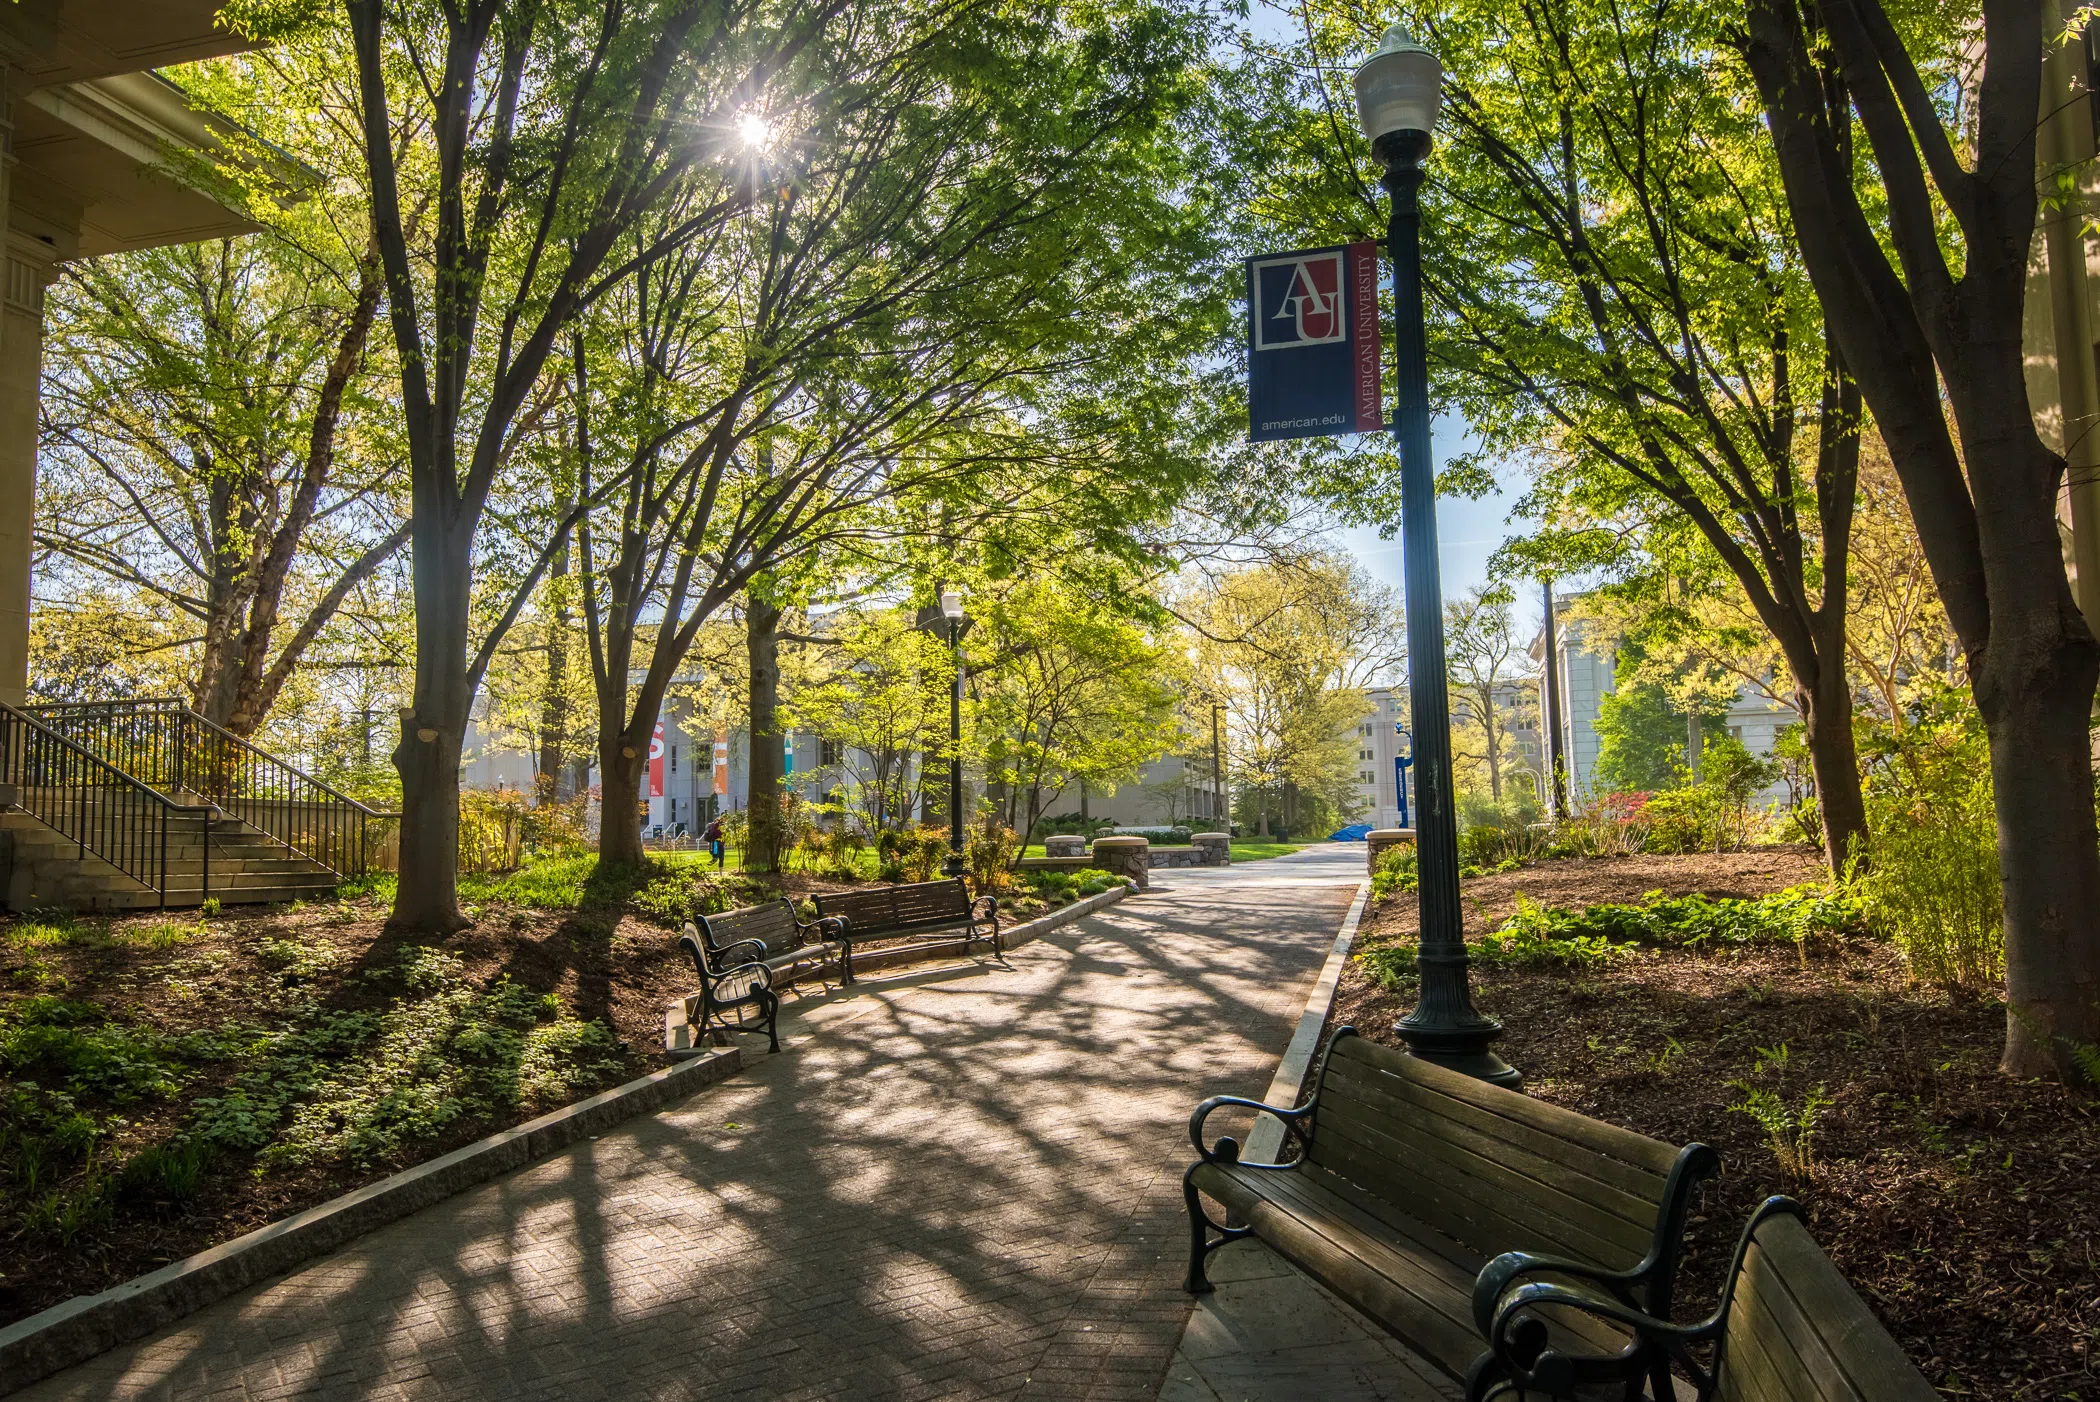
[17,850,1360,1402]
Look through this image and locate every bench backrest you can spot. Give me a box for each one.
[1718,1210,1935,1402]
[699,900,798,952]
[1308,1032,1681,1274]
[815,878,970,933]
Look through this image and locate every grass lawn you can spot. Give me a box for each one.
[1336,848,2092,1402]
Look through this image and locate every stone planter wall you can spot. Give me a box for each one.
[1191,833,1230,866]
[1088,834,1150,892]
[1043,834,1087,858]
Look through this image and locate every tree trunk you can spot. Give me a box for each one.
[744,595,785,873]
[1797,655,1867,879]
[1685,712,1703,780]
[390,522,473,933]
[537,495,573,802]
[595,738,647,868]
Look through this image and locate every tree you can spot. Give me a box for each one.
[1238,0,1871,877]
[1444,585,1531,803]
[562,0,1228,871]
[225,0,854,929]
[972,580,1181,844]
[36,234,405,736]
[784,608,952,835]
[1190,554,1403,837]
[1739,0,2100,1074]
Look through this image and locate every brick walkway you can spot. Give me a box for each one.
[19,852,1359,1402]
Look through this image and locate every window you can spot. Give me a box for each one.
[1360,771,1374,785]
[1360,748,1373,761]
[1729,726,1743,741]
[820,738,843,767]
[669,744,678,773]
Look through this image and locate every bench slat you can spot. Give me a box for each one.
[1320,1052,1668,1200]
[1200,1162,1635,1379]
[1319,1055,1670,1226]
[1311,1113,1650,1269]
[1722,1213,1936,1402]
[1329,1035,1681,1176]
[1315,1100,1658,1263]
[1194,1161,1483,1373]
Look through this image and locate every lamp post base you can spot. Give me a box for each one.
[1393,1012,1523,1090]
[942,856,965,880]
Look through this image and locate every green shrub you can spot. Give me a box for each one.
[1370,843,1418,901]
[1356,940,1417,991]
[1640,787,1728,853]
[118,1137,214,1205]
[631,869,767,927]
[1108,825,1192,845]
[257,948,623,1170]
[966,819,1022,891]
[1852,702,2001,992]
[1478,885,1864,969]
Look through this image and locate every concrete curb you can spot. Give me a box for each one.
[1245,879,1369,1162]
[0,1046,743,1398]
[1000,879,1132,950]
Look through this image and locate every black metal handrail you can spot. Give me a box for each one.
[22,697,387,879]
[0,701,216,910]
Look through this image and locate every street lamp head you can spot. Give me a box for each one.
[1352,25,1442,150]
[940,590,964,622]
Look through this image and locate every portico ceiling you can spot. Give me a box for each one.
[3,0,252,89]
[13,71,264,258]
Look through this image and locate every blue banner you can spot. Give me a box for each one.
[1246,241,1382,442]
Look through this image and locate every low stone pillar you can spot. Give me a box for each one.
[1366,828,1416,877]
[1191,832,1230,867]
[1044,833,1087,859]
[1090,834,1150,892]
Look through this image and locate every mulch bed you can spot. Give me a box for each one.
[1336,848,2098,1402]
[0,870,1059,1329]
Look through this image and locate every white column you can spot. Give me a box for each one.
[0,68,31,707]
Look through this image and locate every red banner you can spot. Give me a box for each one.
[649,721,666,797]
[1350,240,1382,432]
[713,731,729,796]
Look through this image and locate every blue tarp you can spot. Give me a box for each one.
[1329,823,1373,842]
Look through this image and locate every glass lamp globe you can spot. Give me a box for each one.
[940,590,964,621]
[1352,26,1442,143]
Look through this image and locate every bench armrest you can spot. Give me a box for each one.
[806,914,850,943]
[1469,1195,1803,1402]
[970,894,998,925]
[1188,1093,1315,1168]
[1474,1141,1720,1335]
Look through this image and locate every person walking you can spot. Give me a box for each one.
[704,815,726,870]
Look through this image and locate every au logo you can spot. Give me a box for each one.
[1252,251,1347,350]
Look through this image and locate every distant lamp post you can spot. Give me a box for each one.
[941,589,966,878]
[1354,27,1520,1089]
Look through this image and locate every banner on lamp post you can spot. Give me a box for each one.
[649,721,666,798]
[1246,241,1382,442]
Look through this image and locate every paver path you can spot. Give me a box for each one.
[20,847,1364,1402]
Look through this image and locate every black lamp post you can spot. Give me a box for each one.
[1354,27,1520,1089]
[941,589,966,878]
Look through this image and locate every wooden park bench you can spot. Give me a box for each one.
[1183,1027,1718,1392]
[692,898,851,984]
[676,924,782,1053]
[1471,1195,1937,1401]
[812,877,999,977]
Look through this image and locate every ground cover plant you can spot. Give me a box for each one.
[0,849,1091,1324]
[1338,850,2096,1401]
